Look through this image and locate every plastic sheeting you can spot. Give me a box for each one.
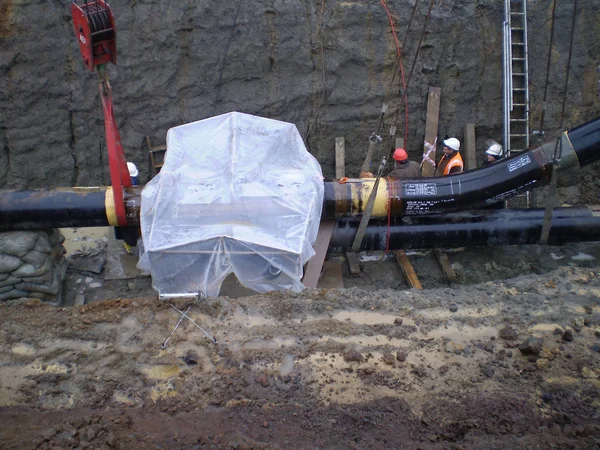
[138,112,324,297]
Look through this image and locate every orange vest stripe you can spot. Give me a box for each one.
[442,153,464,175]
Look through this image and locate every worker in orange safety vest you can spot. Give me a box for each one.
[434,137,464,176]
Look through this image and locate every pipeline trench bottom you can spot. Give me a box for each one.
[1,228,600,448]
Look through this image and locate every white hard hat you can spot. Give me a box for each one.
[443,137,460,151]
[485,142,503,157]
[127,162,139,177]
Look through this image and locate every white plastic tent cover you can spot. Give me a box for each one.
[137,112,324,297]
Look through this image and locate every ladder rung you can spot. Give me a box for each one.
[512,42,525,45]
[513,72,526,75]
[513,103,527,106]
[510,12,525,15]
[510,134,528,137]
[512,57,526,61]
[510,119,527,122]
[512,87,526,91]
[511,27,525,31]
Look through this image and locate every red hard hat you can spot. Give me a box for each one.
[393,148,408,161]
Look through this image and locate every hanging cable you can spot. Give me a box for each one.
[395,0,435,129]
[379,0,409,147]
[537,0,557,139]
[304,0,327,141]
[559,0,578,129]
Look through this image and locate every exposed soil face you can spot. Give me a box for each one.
[1,0,599,187]
[2,254,600,449]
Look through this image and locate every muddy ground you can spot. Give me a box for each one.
[1,230,600,449]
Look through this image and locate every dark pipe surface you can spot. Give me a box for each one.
[331,208,600,250]
[0,189,108,230]
[0,117,598,229]
[568,116,600,168]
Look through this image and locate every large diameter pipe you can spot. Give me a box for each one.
[0,187,141,231]
[331,207,600,250]
[324,119,588,218]
[0,116,598,230]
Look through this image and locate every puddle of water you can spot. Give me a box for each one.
[231,308,278,327]
[324,311,415,326]
[113,391,137,406]
[11,343,35,356]
[318,334,411,347]
[150,381,178,402]
[138,364,181,380]
[417,307,500,321]
[38,339,106,354]
[572,252,595,261]
[425,324,497,342]
[529,323,563,334]
[0,363,69,406]
[60,227,110,257]
[241,336,297,350]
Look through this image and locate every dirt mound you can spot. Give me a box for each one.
[1,263,600,448]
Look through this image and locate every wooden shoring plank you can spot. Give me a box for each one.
[394,250,423,290]
[302,220,336,288]
[346,251,361,276]
[335,137,345,179]
[464,123,477,171]
[433,248,456,282]
[421,87,441,177]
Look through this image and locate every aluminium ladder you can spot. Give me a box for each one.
[503,0,531,207]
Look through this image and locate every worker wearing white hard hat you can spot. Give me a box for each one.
[484,140,504,165]
[434,137,464,176]
[127,162,139,186]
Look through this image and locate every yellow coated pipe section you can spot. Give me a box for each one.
[346,178,390,217]
[104,186,119,226]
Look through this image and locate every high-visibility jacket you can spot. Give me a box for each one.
[436,151,464,176]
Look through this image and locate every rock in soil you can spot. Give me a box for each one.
[482,365,494,378]
[499,326,518,341]
[382,351,395,365]
[563,329,574,342]
[343,348,364,363]
[519,338,543,355]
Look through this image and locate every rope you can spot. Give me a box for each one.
[538,0,557,137]
[304,0,327,141]
[559,0,578,129]
[379,0,409,146]
[395,0,436,127]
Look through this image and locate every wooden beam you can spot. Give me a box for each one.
[302,220,335,288]
[421,87,441,177]
[433,249,456,282]
[464,123,477,171]
[346,252,361,275]
[335,137,345,179]
[394,250,423,290]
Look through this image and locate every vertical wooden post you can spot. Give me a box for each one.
[421,87,441,177]
[335,137,345,179]
[464,123,477,171]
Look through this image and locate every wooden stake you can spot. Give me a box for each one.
[421,87,441,177]
[394,250,423,289]
[335,137,345,179]
[464,123,477,171]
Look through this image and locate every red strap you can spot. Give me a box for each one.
[100,80,131,226]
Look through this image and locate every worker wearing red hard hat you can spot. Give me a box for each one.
[388,148,421,179]
[434,137,464,176]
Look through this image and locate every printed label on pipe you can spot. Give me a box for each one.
[405,183,438,196]
[508,155,531,172]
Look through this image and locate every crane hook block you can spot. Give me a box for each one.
[71,0,117,71]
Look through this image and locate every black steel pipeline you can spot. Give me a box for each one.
[0,117,598,230]
[0,187,142,231]
[323,115,600,218]
[331,207,600,250]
